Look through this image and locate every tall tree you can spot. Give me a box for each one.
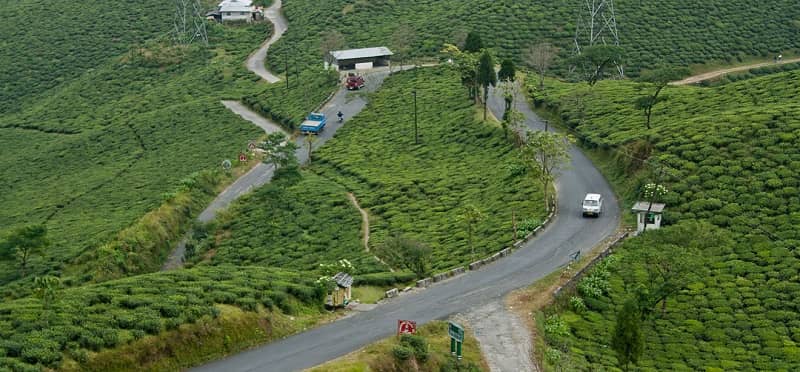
[500,81,524,143]
[441,44,478,100]
[1,224,48,277]
[463,31,483,53]
[304,133,317,165]
[376,235,431,277]
[526,42,558,89]
[576,45,624,86]
[521,131,571,212]
[33,275,60,325]
[477,51,497,120]
[635,66,690,129]
[391,23,416,71]
[459,204,484,261]
[497,59,516,82]
[320,30,345,68]
[259,132,298,171]
[611,298,644,372]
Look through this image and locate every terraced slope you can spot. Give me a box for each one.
[531,70,800,370]
[0,24,271,292]
[268,0,800,76]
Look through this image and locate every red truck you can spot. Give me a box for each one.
[345,74,365,90]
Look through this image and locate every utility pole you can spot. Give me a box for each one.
[412,89,419,144]
[285,47,290,89]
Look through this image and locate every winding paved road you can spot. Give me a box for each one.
[193,85,620,371]
[245,0,288,83]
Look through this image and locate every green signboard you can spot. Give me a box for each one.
[448,321,464,342]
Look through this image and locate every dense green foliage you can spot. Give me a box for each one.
[0,24,275,290]
[532,70,800,369]
[242,70,339,131]
[0,0,174,114]
[0,265,323,370]
[313,67,546,271]
[268,0,800,76]
[196,169,387,273]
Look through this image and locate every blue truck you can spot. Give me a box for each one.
[299,112,327,134]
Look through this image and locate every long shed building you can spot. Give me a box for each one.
[328,47,393,70]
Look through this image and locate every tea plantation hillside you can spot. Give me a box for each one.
[0,24,275,295]
[0,0,173,115]
[0,265,326,371]
[530,71,800,370]
[312,67,547,271]
[193,169,389,274]
[268,0,800,76]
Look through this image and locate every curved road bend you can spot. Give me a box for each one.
[193,85,620,371]
[161,72,389,270]
[246,0,288,83]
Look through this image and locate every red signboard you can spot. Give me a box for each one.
[397,320,417,336]
[238,153,247,162]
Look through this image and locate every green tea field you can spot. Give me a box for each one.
[531,70,800,370]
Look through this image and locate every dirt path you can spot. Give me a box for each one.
[670,57,800,85]
[460,301,538,372]
[346,192,370,251]
[245,0,287,83]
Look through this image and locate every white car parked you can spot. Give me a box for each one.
[582,193,603,217]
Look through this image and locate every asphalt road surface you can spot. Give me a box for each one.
[161,73,389,270]
[193,85,620,371]
[245,0,287,83]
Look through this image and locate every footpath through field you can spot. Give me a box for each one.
[670,57,800,85]
[193,79,620,371]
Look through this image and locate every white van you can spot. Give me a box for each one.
[582,193,603,217]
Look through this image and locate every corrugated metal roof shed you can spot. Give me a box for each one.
[332,272,353,288]
[331,47,393,61]
[631,201,666,213]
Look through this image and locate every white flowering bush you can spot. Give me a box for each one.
[643,183,668,201]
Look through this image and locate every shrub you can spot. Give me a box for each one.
[570,296,587,313]
[352,272,417,286]
[19,334,61,366]
[392,345,413,361]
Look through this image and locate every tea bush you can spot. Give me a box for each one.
[0,24,274,291]
[313,67,547,271]
[0,266,322,370]
[196,170,387,274]
[532,70,800,369]
[270,0,800,77]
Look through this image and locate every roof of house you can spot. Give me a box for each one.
[332,272,353,288]
[219,0,252,12]
[330,47,393,61]
[631,201,666,213]
[219,0,252,6]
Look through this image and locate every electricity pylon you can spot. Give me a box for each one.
[173,0,208,46]
[573,0,623,77]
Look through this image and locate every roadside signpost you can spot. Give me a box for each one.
[238,153,247,162]
[248,141,256,151]
[397,320,417,336]
[448,321,464,359]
